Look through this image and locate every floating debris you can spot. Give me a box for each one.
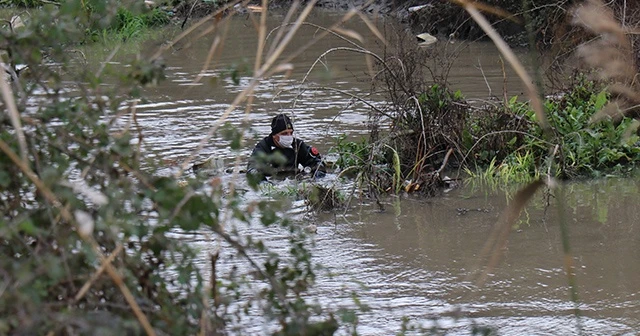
[304,224,318,234]
[417,33,437,46]
[408,4,432,13]
[10,15,25,30]
[192,155,225,176]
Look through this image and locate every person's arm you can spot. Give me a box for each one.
[295,140,326,177]
[247,139,270,178]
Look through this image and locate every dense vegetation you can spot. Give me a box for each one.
[0,1,357,335]
[328,0,640,195]
[1,0,638,334]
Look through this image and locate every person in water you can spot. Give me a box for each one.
[247,114,326,180]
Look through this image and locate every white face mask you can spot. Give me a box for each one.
[278,135,294,148]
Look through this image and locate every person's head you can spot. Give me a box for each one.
[270,114,295,148]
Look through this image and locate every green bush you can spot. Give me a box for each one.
[0,2,350,335]
[544,81,640,177]
[331,134,372,170]
[472,78,640,182]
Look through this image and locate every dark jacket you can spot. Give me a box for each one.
[247,136,324,177]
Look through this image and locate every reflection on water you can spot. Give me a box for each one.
[106,10,639,335]
[181,176,640,335]
[321,178,640,334]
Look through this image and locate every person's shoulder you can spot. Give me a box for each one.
[294,138,310,146]
[252,136,273,151]
[258,136,273,146]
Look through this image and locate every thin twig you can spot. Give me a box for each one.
[459,130,554,169]
[458,0,552,137]
[476,59,492,97]
[96,44,121,78]
[0,139,157,336]
[93,238,157,336]
[168,190,195,223]
[74,244,124,302]
[266,21,365,51]
[0,63,27,163]
[212,227,288,304]
[192,36,221,84]
[265,2,301,57]
[181,0,199,30]
[500,56,508,103]
[308,86,390,117]
[436,148,454,175]
[132,100,143,169]
[408,96,429,167]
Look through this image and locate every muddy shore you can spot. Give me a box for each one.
[171,0,557,46]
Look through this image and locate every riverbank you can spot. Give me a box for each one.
[2,2,640,335]
[168,0,639,52]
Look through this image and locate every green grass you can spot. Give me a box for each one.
[88,7,172,44]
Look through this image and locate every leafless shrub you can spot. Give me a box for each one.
[372,26,468,179]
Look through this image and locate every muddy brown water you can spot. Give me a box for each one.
[116,10,638,335]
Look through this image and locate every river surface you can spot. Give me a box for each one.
[112,10,639,335]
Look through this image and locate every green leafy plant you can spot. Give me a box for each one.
[466,77,640,183]
[0,2,359,335]
[330,134,371,171]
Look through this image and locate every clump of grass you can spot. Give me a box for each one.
[1,0,43,7]
[330,134,372,173]
[463,73,640,183]
[462,96,536,167]
[305,184,343,211]
[88,7,172,43]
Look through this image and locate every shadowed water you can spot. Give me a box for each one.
[115,10,639,335]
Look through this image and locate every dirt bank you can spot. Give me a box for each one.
[171,0,640,68]
[172,0,564,46]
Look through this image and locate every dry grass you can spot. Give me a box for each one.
[572,0,640,124]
